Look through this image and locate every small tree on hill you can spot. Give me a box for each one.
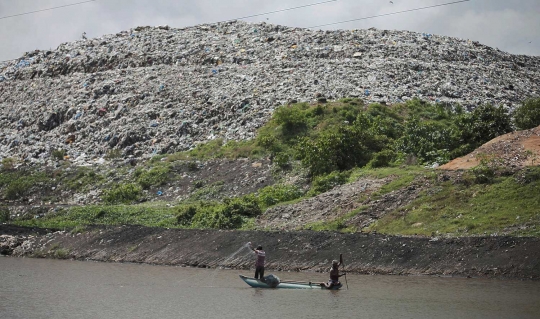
[513,98,540,130]
[454,104,513,155]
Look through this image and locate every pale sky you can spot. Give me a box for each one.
[1,0,539,62]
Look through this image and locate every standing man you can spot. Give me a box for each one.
[248,242,265,280]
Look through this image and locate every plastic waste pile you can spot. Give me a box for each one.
[0,21,539,165]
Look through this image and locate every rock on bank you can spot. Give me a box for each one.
[2,225,539,280]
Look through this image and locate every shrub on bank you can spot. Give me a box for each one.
[454,104,513,155]
[176,205,198,226]
[4,179,32,200]
[103,183,142,204]
[308,171,351,196]
[181,195,264,229]
[367,150,397,168]
[222,195,262,218]
[136,166,170,189]
[257,184,303,208]
[0,207,9,222]
[513,98,540,130]
[191,204,244,229]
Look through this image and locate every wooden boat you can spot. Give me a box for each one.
[239,275,342,290]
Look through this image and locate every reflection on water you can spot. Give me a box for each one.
[1,256,540,319]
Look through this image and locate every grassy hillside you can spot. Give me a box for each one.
[364,167,540,237]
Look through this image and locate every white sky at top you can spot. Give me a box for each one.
[0,0,538,61]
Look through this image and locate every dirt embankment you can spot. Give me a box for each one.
[440,125,540,170]
[2,225,539,280]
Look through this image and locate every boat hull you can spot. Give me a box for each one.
[239,275,342,290]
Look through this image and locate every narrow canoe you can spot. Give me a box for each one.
[239,275,342,290]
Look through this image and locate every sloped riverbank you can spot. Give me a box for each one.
[2,225,539,280]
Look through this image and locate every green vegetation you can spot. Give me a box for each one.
[308,171,351,196]
[4,98,540,237]
[365,167,540,237]
[51,149,66,161]
[135,166,170,189]
[0,207,9,222]
[513,98,540,130]
[176,205,198,226]
[6,160,540,237]
[161,98,536,178]
[12,187,296,230]
[165,138,264,162]
[190,196,260,229]
[33,243,71,259]
[176,191,298,229]
[257,184,303,208]
[14,203,178,229]
[0,170,52,200]
[188,181,226,201]
[50,245,70,259]
[62,167,104,191]
[102,183,142,204]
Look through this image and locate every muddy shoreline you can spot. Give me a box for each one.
[2,225,539,280]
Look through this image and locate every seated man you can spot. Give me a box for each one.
[321,258,345,288]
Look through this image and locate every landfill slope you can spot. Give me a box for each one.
[1,21,539,164]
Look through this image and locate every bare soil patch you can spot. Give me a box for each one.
[440,125,540,170]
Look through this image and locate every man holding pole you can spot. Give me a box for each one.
[321,254,347,289]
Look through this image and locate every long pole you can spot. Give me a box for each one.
[340,253,348,290]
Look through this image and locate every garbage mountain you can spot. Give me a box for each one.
[1,21,539,165]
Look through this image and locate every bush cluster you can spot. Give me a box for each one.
[256,98,522,176]
[135,166,170,189]
[175,184,302,229]
[308,171,351,196]
[1,171,50,200]
[103,183,142,204]
[166,97,539,180]
[51,149,66,160]
[0,207,9,222]
[5,180,32,200]
[179,196,259,229]
[513,98,540,130]
[257,184,303,208]
[176,205,198,226]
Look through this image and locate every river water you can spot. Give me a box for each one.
[1,257,539,319]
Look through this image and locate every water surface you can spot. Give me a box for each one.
[1,257,539,319]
